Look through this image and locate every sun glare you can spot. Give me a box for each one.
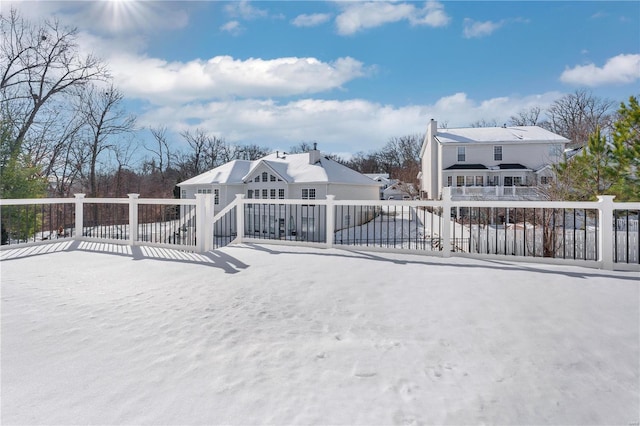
[94,0,153,34]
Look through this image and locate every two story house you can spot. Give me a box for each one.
[178,146,381,240]
[418,119,569,200]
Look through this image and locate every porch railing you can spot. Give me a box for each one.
[2,190,638,271]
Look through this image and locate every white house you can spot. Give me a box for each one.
[178,147,380,240]
[364,173,391,199]
[418,120,570,200]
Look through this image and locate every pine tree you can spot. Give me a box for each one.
[552,95,640,202]
[610,96,640,201]
[0,120,47,244]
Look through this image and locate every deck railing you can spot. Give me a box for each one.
[1,190,638,271]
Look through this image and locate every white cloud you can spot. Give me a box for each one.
[291,13,332,28]
[560,53,640,86]
[462,18,504,38]
[220,21,244,36]
[5,0,189,35]
[138,91,563,154]
[335,1,450,36]
[224,1,268,20]
[410,0,451,28]
[462,17,529,39]
[109,55,368,104]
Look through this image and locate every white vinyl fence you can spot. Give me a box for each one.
[1,190,638,271]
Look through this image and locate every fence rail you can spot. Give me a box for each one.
[1,190,638,271]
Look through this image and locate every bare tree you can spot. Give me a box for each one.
[377,134,422,187]
[237,143,270,160]
[288,141,316,154]
[469,118,499,128]
[145,126,174,188]
[77,84,136,197]
[345,151,381,174]
[543,89,615,149]
[0,8,108,152]
[179,129,227,176]
[509,106,544,126]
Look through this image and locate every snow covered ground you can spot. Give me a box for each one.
[1,241,639,425]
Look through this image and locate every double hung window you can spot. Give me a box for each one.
[457,147,465,162]
[302,188,316,200]
[494,146,502,161]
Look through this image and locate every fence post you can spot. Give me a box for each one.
[235,194,245,244]
[74,194,85,239]
[128,194,139,245]
[441,188,452,257]
[597,195,615,270]
[326,195,335,249]
[195,194,213,252]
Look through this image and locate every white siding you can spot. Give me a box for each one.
[441,142,563,170]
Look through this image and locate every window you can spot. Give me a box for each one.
[214,188,219,205]
[504,176,522,186]
[488,176,499,186]
[270,174,276,182]
[247,190,253,199]
[302,188,316,199]
[494,146,502,161]
[475,176,483,186]
[254,191,260,199]
[255,176,260,182]
[262,189,268,199]
[456,176,464,187]
[181,190,186,199]
[197,189,212,194]
[262,172,268,181]
[447,176,452,187]
[541,176,553,185]
[457,146,465,162]
[278,189,285,199]
[465,176,474,186]
[270,189,276,199]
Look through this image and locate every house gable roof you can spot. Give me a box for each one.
[243,160,291,183]
[435,126,570,145]
[179,152,378,187]
[178,160,253,186]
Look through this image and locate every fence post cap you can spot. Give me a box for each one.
[235,193,245,199]
[326,194,335,201]
[127,193,140,199]
[74,193,85,199]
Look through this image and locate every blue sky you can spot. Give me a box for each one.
[6,1,640,158]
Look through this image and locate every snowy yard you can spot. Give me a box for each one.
[1,242,638,425]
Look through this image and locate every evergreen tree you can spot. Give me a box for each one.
[610,96,640,201]
[552,96,640,201]
[0,120,47,244]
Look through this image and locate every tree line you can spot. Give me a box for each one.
[1,8,637,203]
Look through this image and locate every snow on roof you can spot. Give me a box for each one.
[179,152,377,186]
[435,126,570,144]
[179,160,253,186]
[364,173,390,182]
